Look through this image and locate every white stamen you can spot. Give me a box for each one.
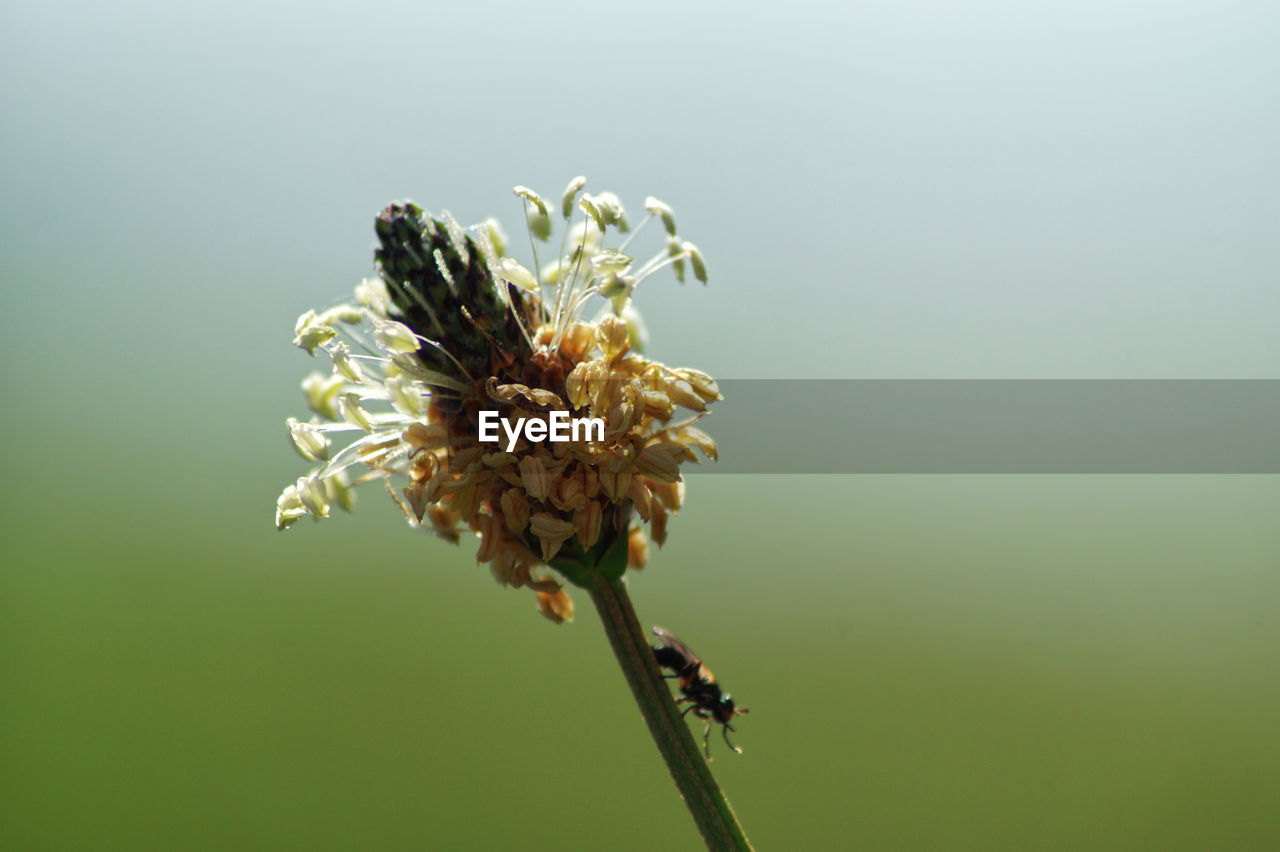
[370,315,421,354]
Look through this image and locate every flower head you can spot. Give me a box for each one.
[275,179,718,621]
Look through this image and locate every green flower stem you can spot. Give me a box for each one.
[587,574,753,851]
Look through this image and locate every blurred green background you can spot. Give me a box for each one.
[2,1,1277,849]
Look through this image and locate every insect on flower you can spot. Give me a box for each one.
[652,626,748,758]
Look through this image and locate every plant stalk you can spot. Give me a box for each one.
[587,574,753,851]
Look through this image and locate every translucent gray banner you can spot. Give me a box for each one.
[689,381,1280,473]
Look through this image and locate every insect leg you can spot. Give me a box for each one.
[722,724,742,754]
[702,721,712,758]
[681,704,697,718]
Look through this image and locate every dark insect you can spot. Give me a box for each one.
[651,626,748,758]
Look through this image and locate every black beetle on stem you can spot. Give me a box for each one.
[651,626,748,758]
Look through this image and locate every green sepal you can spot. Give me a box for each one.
[548,528,629,589]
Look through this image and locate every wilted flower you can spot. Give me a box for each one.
[275,178,718,621]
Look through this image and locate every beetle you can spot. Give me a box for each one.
[651,626,748,758]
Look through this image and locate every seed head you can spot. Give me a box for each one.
[275,180,719,621]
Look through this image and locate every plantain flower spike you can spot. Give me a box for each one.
[274,179,719,622]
